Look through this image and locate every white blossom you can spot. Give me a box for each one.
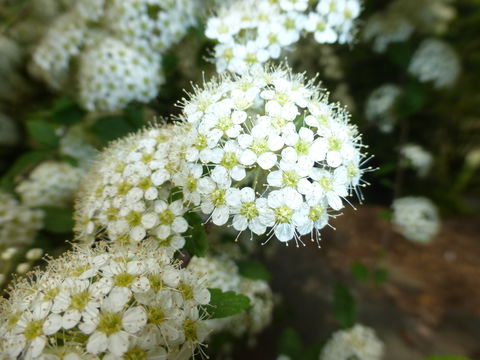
[392,196,440,244]
[320,324,385,360]
[408,38,460,89]
[400,144,433,177]
[365,84,402,133]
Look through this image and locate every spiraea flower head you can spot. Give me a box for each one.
[320,324,385,360]
[78,37,163,112]
[15,161,85,208]
[180,66,368,245]
[206,0,361,74]
[392,196,440,244]
[0,191,43,249]
[0,241,211,359]
[400,144,433,177]
[365,84,402,133]
[408,38,460,89]
[74,123,193,250]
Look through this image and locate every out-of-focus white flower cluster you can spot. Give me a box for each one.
[408,38,460,89]
[363,0,456,53]
[0,242,211,360]
[0,113,19,146]
[392,196,440,244]
[0,191,43,248]
[400,144,433,177]
[206,0,361,74]
[15,161,85,208]
[320,324,385,360]
[29,0,198,111]
[59,126,98,170]
[188,255,274,340]
[75,66,367,247]
[365,84,402,133]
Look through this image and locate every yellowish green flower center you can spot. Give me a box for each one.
[282,170,300,187]
[295,140,310,155]
[328,137,342,151]
[114,272,136,287]
[71,291,90,311]
[98,312,122,335]
[220,152,238,169]
[24,320,44,340]
[147,306,165,325]
[251,138,269,154]
[124,347,148,360]
[159,209,175,225]
[127,211,142,227]
[240,202,259,219]
[274,206,293,223]
[211,188,226,207]
[309,206,324,221]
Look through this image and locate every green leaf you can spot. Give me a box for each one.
[0,150,54,192]
[183,212,208,257]
[50,98,85,125]
[399,81,426,116]
[374,269,389,285]
[300,344,324,360]
[207,288,251,319]
[333,284,357,328]
[38,206,74,234]
[91,116,136,145]
[378,209,392,220]
[26,120,59,147]
[425,356,472,360]
[237,260,272,281]
[351,262,369,282]
[125,103,146,128]
[278,328,303,359]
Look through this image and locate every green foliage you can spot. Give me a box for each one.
[378,209,393,220]
[351,262,370,282]
[38,206,74,234]
[26,120,59,147]
[90,115,137,145]
[278,328,323,360]
[49,98,85,125]
[278,328,303,359]
[374,268,389,285]
[0,150,54,192]
[90,104,147,145]
[207,288,251,319]
[333,284,357,329]
[183,212,208,257]
[237,260,272,281]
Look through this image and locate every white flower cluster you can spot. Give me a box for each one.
[15,161,85,208]
[181,67,366,244]
[74,124,192,250]
[363,0,456,53]
[392,196,440,244]
[0,191,43,248]
[320,324,385,360]
[365,84,402,133]
[0,242,211,360]
[0,113,19,146]
[400,144,433,177]
[30,0,198,111]
[59,125,97,170]
[206,0,361,74]
[75,67,367,246]
[408,38,460,89]
[78,37,163,112]
[188,255,274,339]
